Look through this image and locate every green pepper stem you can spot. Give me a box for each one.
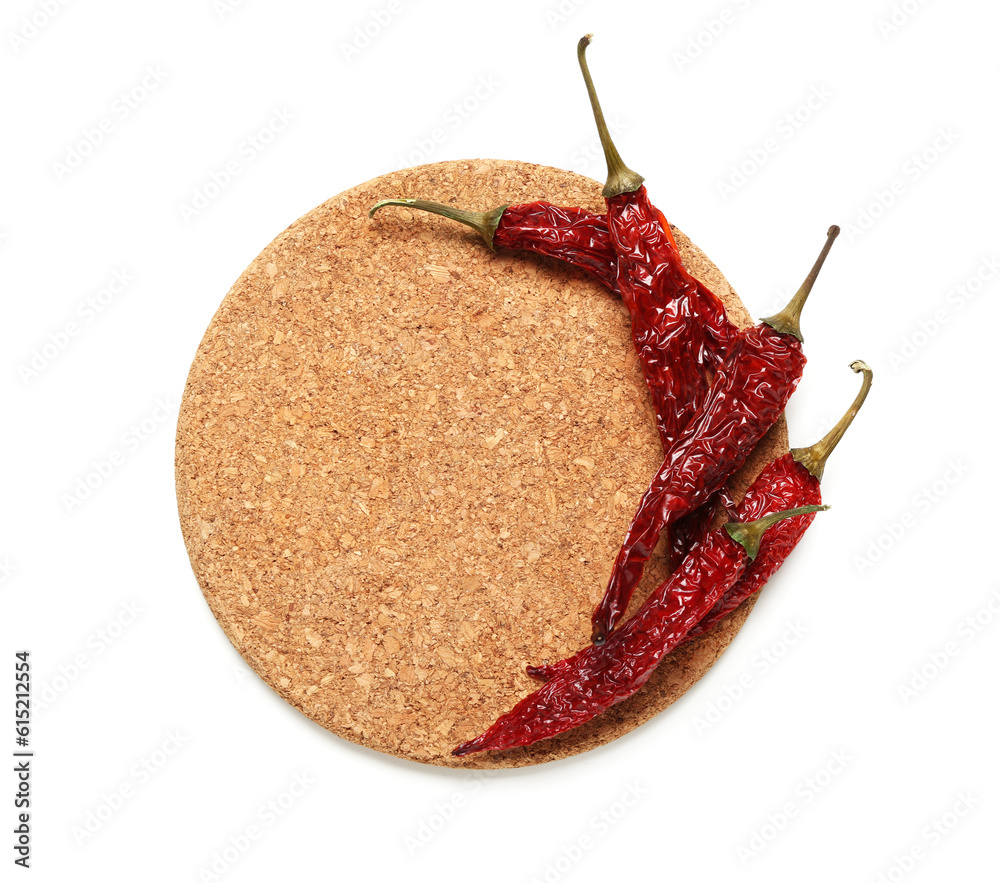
[577,34,644,199]
[761,225,840,342]
[725,504,829,562]
[369,198,508,250]
[791,360,873,481]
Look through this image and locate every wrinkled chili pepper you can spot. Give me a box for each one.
[524,364,869,683]
[370,34,738,454]
[369,193,734,454]
[572,33,736,450]
[590,224,840,644]
[370,199,620,292]
[452,503,827,756]
[681,360,872,644]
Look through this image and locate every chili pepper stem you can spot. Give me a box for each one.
[577,34,644,199]
[369,198,508,250]
[791,360,873,481]
[762,225,840,342]
[725,504,828,561]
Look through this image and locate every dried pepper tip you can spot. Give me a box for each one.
[576,34,645,199]
[762,225,840,342]
[369,198,508,250]
[725,504,829,562]
[791,360,873,481]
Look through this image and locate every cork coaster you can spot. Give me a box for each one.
[175,159,787,768]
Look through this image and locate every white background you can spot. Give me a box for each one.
[3,0,998,880]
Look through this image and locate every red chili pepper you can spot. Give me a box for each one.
[369,198,620,291]
[682,360,872,644]
[371,37,739,455]
[575,34,736,450]
[452,503,827,756]
[524,364,870,682]
[669,486,736,569]
[369,192,734,454]
[590,224,840,644]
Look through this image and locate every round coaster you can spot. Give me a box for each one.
[175,159,787,768]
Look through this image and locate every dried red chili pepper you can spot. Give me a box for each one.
[370,199,620,292]
[452,503,827,756]
[590,224,840,644]
[369,194,733,453]
[524,365,869,681]
[371,35,739,454]
[681,360,872,644]
[575,33,736,450]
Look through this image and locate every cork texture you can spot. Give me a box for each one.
[175,159,787,768]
